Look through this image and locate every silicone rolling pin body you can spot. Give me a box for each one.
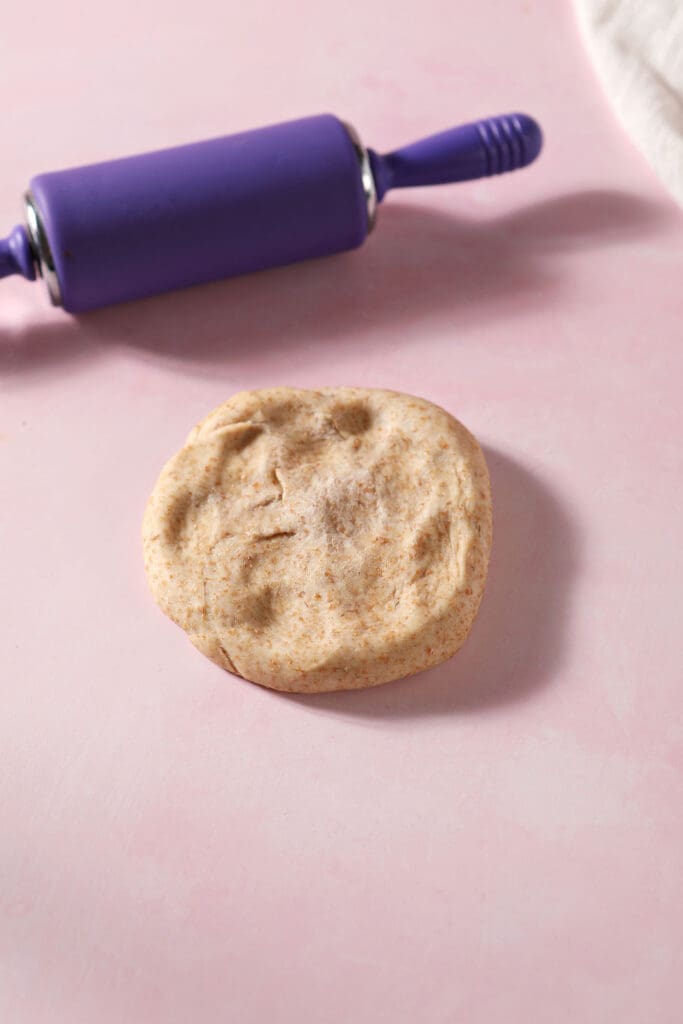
[0,112,542,313]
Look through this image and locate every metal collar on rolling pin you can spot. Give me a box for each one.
[0,112,542,314]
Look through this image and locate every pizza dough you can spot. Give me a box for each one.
[142,388,492,692]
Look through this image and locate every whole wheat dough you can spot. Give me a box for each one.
[142,388,492,692]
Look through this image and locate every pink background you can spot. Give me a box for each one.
[2,1,682,1021]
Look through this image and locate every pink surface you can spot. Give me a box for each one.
[2,2,682,1021]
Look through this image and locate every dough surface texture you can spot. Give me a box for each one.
[143,388,492,692]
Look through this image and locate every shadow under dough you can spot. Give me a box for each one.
[280,447,580,719]
[0,188,671,377]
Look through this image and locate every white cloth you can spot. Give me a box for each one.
[576,0,683,208]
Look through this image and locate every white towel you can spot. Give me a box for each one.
[576,0,683,208]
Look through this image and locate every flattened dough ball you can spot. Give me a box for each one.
[142,388,492,693]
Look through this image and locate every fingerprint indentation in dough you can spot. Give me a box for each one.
[410,510,452,583]
[211,422,264,452]
[164,490,194,545]
[251,468,284,509]
[329,401,372,438]
[236,586,279,630]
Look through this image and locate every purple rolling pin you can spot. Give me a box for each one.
[0,112,542,313]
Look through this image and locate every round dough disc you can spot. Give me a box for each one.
[143,388,492,693]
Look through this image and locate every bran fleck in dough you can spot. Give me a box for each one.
[142,387,492,693]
